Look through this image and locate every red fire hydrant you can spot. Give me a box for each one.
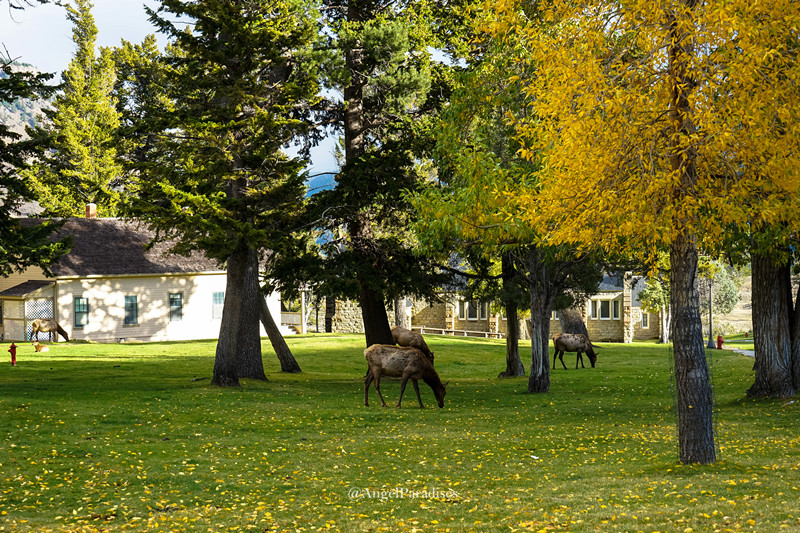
[716,335,724,350]
[8,343,17,366]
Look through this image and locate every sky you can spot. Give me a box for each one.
[0,0,338,174]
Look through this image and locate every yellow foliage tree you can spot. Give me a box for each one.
[491,0,800,464]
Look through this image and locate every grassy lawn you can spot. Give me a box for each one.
[0,334,798,532]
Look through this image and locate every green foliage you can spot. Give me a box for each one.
[0,58,67,276]
[24,0,123,217]
[0,336,798,530]
[130,0,321,289]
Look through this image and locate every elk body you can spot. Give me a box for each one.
[30,319,69,342]
[32,342,49,352]
[390,325,434,362]
[364,344,447,408]
[552,332,598,369]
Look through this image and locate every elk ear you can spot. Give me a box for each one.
[442,381,449,389]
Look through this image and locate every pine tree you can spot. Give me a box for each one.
[25,0,122,217]
[137,0,320,386]
[309,0,453,347]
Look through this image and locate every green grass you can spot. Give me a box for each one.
[0,334,798,532]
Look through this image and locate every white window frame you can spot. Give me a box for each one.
[459,299,487,321]
[641,312,649,329]
[612,300,621,320]
[212,291,225,320]
[124,295,139,326]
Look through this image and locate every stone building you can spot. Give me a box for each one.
[323,272,661,343]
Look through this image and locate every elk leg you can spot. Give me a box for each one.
[373,372,389,407]
[576,351,584,369]
[558,350,567,370]
[411,379,424,409]
[398,375,409,408]
[364,371,375,406]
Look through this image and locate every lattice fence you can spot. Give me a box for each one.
[25,299,54,341]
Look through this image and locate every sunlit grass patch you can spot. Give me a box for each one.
[0,334,797,531]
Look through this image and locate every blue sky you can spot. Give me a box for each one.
[0,0,338,174]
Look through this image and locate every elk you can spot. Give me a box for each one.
[391,325,434,362]
[32,342,49,352]
[30,318,69,342]
[364,344,448,409]
[552,332,598,369]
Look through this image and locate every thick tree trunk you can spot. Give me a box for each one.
[792,284,800,391]
[358,276,393,347]
[394,296,407,328]
[557,307,589,337]
[748,252,794,398]
[213,247,246,387]
[670,233,716,464]
[259,296,301,373]
[527,247,552,393]
[236,248,267,380]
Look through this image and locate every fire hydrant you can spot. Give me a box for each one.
[8,342,17,366]
[716,335,724,350]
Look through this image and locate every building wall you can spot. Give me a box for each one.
[52,273,281,343]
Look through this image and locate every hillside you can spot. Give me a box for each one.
[0,62,51,136]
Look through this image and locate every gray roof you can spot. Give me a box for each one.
[597,272,625,292]
[0,279,54,297]
[20,218,222,277]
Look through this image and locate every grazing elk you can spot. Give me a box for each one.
[391,325,434,362]
[552,332,598,369]
[32,342,49,352]
[30,318,69,342]
[364,344,448,409]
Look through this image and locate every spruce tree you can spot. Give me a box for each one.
[310,0,453,347]
[137,0,320,386]
[25,0,122,217]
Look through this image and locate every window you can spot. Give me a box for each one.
[599,300,610,320]
[124,295,138,325]
[169,293,183,322]
[74,297,89,327]
[458,299,487,321]
[466,300,479,320]
[641,312,649,329]
[212,292,225,319]
[591,300,598,319]
[612,300,621,320]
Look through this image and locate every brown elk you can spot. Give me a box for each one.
[364,344,448,409]
[32,341,49,352]
[30,318,69,342]
[552,332,598,369]
[391,325,434,362]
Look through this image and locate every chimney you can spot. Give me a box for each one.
[85,203,97,219]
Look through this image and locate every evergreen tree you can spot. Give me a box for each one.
[1,1,68,276]
[0,58,68,276]
[137,0,320,386]
[310,0,453,347]
[25,0,122,217]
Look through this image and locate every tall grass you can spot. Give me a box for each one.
[0,334,797,531]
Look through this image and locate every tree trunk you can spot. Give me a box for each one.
[259,296,302,373]
[499,303,524,377]
[792,282,800,392]
[527,247,552,393]
[499,252,524,377]
[659,302,670,344]
[670,233,716,464]
[394,296,407,328]
[667,0,716,464]
[237,248,267,380]
[557,307,589,337]
[213,247,246,387]
[748,251,794,398]
[358,275,393,347]
[706,281,716,349]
